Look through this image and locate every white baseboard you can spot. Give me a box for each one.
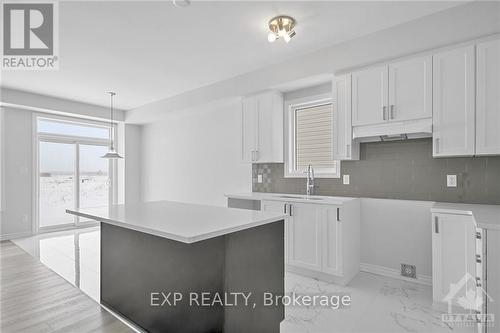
[360,263,432,286]
[0,231,33,241]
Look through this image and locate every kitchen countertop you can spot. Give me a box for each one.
[225,192,358,205]
[66,201,287,244]
[431,202,500,230]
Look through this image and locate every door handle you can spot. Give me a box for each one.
[434,216,439,234]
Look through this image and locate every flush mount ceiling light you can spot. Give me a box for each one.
[101,92,123,159]
[267,15,296,43]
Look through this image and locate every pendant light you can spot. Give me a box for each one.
[101,92,123,159]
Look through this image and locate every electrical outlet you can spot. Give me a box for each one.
[343,174,350,185]
[447,174,457,187]
[401,264,417,279]
[257,174,263,183]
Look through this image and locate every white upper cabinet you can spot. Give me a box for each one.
[241,91,283,163]
[433,45,475,157]
[352,65,388,126]
[476,38,500,156]
[333,75,359,160]
[388,55,432,122]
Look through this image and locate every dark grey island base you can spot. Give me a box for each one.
[101,220,285,333]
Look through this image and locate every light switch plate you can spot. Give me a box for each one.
[447,174,457,187]
[343,174,350,185]
[257,174,263,183]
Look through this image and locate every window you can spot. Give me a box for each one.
[285,95,340,178]
[36,116,115,230]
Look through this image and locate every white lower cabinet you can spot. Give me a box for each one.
[431,213,478,308]
[262,199,360,285]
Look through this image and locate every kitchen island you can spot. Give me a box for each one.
[67,201,287,333]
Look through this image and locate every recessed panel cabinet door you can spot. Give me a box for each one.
[322,206,342,275]
[352,65,388,126]
[241,97,257,162]
[333,75,359,160]
[261,200,289,264]
[476,38,500,156]
[433,45,475,157]
[388,55,432,122]
[432,213,477,308]
[288,203,322,271]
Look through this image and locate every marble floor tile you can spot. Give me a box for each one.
[13,227,476,333]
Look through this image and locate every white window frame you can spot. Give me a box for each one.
[284,93,340,178]
[33,113,118,233]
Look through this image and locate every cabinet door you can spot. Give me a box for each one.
[288,203,322,271]
[433,45,475,157]
[333,75,359,160]
[242,97,257,163]
[261,200,289,264]
[256,93,273,163]
[352,65,388,126]
[432,213,477,309]
[486,230,500,332]
[476,38,500,156]
[322,206,342,275]
[388,55,432,122]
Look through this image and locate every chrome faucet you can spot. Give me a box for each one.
[306,164,315,196]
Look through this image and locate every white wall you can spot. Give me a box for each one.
[124,124,142,204]
[361,198,434,279]
[1,108,33,239]
[141,101,251,207]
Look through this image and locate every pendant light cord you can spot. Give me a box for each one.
[108,92,115,150]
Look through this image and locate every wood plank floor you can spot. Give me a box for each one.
[0,241,134,333]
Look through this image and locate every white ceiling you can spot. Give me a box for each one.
[1,1,466,110]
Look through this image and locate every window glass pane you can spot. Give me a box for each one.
[79,145,109,211]
[39,141,75,227]
[295,103,335,171]
[38,118,109,139]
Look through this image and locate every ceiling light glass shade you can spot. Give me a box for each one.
[267,32,277,43]
[283,33,291,43]
[102,149,123,159]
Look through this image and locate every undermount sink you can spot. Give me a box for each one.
[275,195,324,201]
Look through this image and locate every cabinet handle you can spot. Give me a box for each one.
[435,138,439,155]
[337,208,340,222]
[254,150,259,161]
[434,216,439,234]
[476,255,482,264]
[382,106,387,120]
[283,203,288,214]
[346,145,350,158]
[390,105,395,119]
[289,204,293,217]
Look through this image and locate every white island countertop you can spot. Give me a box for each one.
[431,202,500,230]
[66,201,287,244]
[225,192,358,205]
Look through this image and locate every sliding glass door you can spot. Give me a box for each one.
[39,141,76,228]
[37,117,114,231]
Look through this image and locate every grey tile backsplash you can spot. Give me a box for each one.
[252,138,500,205]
